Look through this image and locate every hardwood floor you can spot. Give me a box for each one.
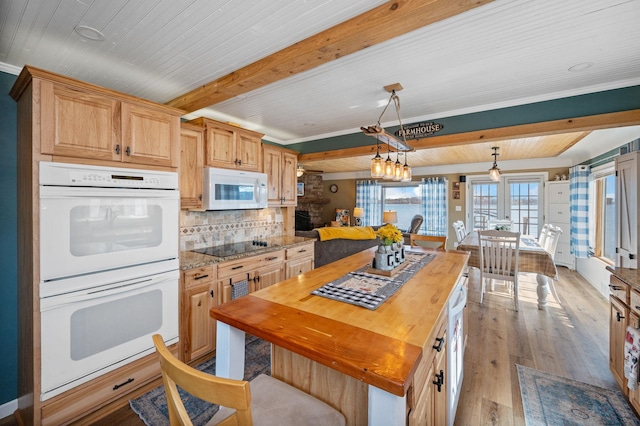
[454,266,617,425]
[1,265,616,425]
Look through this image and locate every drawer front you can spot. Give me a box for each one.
[547,182,569,204]
[548,205,569,223]
[631,289,640,315]
[217,250,285,279]
[610,276,630,305]
[42,345,175,425]
[286,243,314,260]
[183,265,216,289]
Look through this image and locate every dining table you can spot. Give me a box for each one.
[457,232,558,310]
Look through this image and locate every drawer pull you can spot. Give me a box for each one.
[210,290,215,298]
[298,249,307,253]
[232,265,244,270]
[433,336,445,352]
[194,274,209,280]
[610,285,624,291]
[266,256,279,261]
[617,312,625,322]
[113,377,134,390]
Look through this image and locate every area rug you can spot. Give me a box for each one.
[130,335,270,426]
[517,364,640,425]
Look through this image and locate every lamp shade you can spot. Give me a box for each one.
[353,207,364,218]
[383,210,398,224]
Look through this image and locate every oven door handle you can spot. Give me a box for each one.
[449,285,467,316]
[40,274,173,311]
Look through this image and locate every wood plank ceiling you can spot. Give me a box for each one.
[2,0,640,173]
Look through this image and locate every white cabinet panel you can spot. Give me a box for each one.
[616,151,640,268]
[545,181,574,269]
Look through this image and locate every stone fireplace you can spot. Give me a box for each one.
[296,174,329,229]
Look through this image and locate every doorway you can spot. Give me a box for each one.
[467,173,545,236]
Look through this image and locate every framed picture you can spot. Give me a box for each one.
[335,209,350,226]
[453,191,460,200]
[297,182,304,196]
[453,182,460,190]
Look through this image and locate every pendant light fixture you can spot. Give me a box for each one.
[489,147,501,182]
[401,151,412,182]
[362,83,413,181]
[370,136,384,178]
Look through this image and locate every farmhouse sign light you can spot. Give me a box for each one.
[394,121,444,139]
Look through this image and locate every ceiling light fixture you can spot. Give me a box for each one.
[296,166,304,177]
[489,147,501,182]
[363,83,413,181]
[370,136,384,178]
[74,25,106,41]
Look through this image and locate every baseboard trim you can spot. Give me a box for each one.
[0,399,17,421]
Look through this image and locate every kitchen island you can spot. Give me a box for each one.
[210,246,469,425]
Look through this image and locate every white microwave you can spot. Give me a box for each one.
[202,167,268,210]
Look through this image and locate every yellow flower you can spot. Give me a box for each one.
[376,223,403,245]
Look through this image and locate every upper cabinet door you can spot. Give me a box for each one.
[281,151,297,205]
[40,81,120,161]
[121,103,179,167]
[204,126,236,168]
[237,132,262,172]
[263,146,283,204]
[180,125,204,209]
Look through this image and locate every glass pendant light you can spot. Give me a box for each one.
[370,137,384,178]
[488,147,501,182]
[393,151,403,181]
[401,151,412,182]
[383,141,394,179]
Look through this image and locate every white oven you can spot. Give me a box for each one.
[39,162,179,282]
[38,162,180,401]
[40,266,179,400]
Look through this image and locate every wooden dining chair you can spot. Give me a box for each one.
[152,334,346,426]
[478,230,521,311]
[410,234,447,250]
[540,224,563,304]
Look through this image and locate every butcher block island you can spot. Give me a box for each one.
[210,247,469,425]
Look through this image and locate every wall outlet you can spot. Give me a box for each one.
[455,206,462,212]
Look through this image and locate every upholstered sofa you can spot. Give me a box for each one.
[294,228,380,268]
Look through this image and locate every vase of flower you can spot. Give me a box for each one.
[374,224,404,270]
[374,243,396,271]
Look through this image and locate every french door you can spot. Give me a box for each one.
[467,174,544,236]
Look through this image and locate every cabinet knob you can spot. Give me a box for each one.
[617,311,625,322]
[115,144,121,155]
[210,290,215,298]
[125,146,131,156]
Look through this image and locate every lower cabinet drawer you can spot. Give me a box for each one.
[610,276,630,305]
[41,345,177,425]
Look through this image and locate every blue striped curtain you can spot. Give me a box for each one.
[355,180,382,226]
[420,177,448,235]
[569,165,590,258]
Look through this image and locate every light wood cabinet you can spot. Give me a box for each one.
[409,311,448,425]
[179,123,204,209]
[181,266,217,362]
[610,275,630,394]
[545,181,574,269]
[285,242,314,278]
[189,117,263,172]
[263,144,298,206]
[39,75,180,168]
[217,250,286,304]
[629,297,640,413]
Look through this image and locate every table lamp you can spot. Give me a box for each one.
[353,207,364,226]
[383,210,398,225]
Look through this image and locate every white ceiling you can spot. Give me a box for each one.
[2,0,640,173]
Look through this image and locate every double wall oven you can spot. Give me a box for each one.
[38,162,179,401]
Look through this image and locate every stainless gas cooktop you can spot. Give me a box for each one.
[192,240,275,258]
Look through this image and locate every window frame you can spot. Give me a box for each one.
[589,163,616,264]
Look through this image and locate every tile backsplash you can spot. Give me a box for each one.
[179,208,285,251]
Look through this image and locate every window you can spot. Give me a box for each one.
[589,166,616,262]
[467,173,544,235]
[382,184,421,231]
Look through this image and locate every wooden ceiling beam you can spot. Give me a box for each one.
[297,109,640,162]
[166,0,493,112]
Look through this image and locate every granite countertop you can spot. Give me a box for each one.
[180,236,316,270]
[607,265,640,289]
